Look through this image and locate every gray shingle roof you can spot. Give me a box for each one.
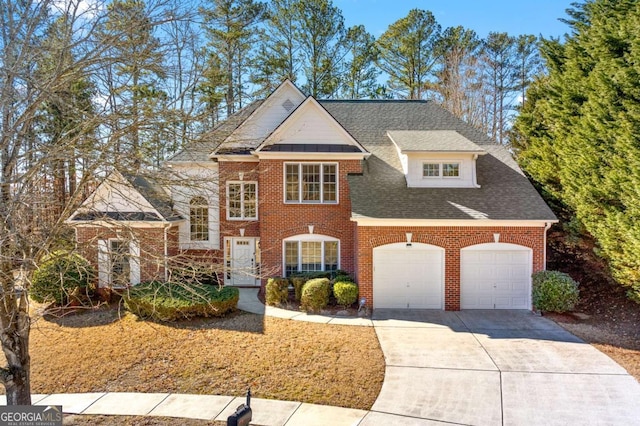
[387,130,486,153]
[169,101,264,162]
[319,100,557,221]
[121,172,183,221]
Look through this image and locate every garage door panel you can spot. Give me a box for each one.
[374,244,444,309]
[461,247,532,310]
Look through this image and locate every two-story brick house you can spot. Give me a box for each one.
[68,80,557,310]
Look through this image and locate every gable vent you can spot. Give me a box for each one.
[282,98,294,112]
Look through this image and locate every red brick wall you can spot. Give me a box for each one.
[356,226,547,310]
[257,159,363,281]
[76,224,181,285]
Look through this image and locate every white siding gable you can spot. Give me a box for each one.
[262,97,362,148]
[404,152,480,188]
[168,163,220,250]
[223,80,305,150]
[73,170,158,217]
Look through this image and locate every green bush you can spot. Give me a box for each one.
[123,281,238,321]
[169,263,218,286]
[290,276,307,302]
[532,270,579,313]
[333,281,358,306]
[30,251,95,305]
[265,277,289,306]
[300,278,330,312]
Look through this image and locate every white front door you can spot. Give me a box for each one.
[227,238,259,286]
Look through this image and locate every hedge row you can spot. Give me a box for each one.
[124,281,239,321]
[265,272,359,312]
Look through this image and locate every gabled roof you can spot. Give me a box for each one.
[169,101,264,162]
[387,130,486,154]
[319,100,556,222]
[256,96,368,154]
[68,170,182,223]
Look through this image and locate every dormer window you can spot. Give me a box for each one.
[422,162,461,179]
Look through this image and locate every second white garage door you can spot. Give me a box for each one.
[460,243,532,309]
[373,243,444,309]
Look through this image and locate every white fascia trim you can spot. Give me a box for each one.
[211,154,260,162]
[165,161,219,168]
[68,220,183,228]
[351,218,559,227]
[254,151,370,160]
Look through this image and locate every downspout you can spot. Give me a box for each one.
[472,154,481,188]
[543,222,553,270]
[163,223,171,281]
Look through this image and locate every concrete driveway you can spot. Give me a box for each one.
[363,309,640,426]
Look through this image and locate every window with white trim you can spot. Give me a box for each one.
[227,181,257,220]
[285,163,337,203]
[422,162,460,178]
[283,235,339,276]
[190,196,209,241]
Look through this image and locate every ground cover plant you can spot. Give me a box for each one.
[26,305,384,410]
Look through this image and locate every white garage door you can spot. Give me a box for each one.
[373,243,444,309]
[461,243,532,309]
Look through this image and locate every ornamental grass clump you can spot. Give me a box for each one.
[265,277,289,306]
[300,278,331,312]
[333,281,358,307]
[532,270,579,313]
[123,281,238,321]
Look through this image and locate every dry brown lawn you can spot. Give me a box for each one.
[28,304,384,410]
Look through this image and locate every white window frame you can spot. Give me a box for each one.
[283,162,339,204]
[226,181,258,220]
[422,161,461,179]
[189,196,209,241]
[282,234,340,276]
[98,238,140,288]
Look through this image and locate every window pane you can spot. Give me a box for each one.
[324,241,338,271]
[110,240,130,285]
[323,164,336,202]
[285,241,299,276]
[190,197,209,241]
[244,183,257,219]
[302,164,321,201]
[286,164,299,201]
[443,163,459,177]
[228,184,242,218]
[423,163,440,177]
[301,241,322,272]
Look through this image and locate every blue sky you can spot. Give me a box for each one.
[335,0,574,39]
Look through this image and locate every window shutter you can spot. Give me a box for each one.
[129,239,141,285]
[98,240,109,287]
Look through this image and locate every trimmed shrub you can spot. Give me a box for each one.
[123,281,239,321]
[169,264,218,286]
[300,278,330,312]
[333,281,358,307]
[333,274,351,284]
[266,277,289,306]
[532,270,579,313]
[30,251,95,305]
[290,276,307,302]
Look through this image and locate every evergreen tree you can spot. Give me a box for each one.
[201,0,266,115]
[251,0,300,97]
[340,25,380,99]
[513,0,640,302]
[293,0,346,98]
[376,9,441,99]
[99,0,166,169]
[434,26,481,122]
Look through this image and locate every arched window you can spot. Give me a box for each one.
[190,196,209,241]
[283,234,339,276]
